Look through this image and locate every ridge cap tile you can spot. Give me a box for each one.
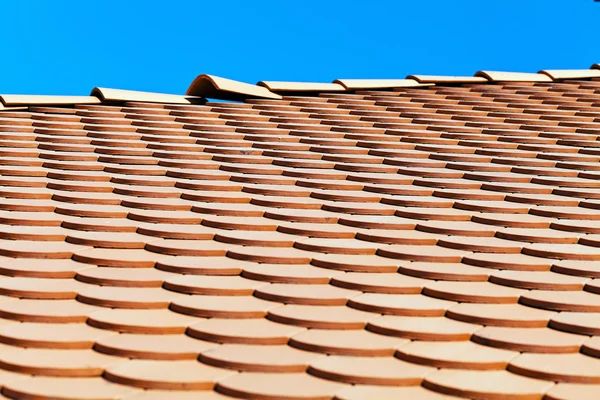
[539,69,600,80]
[90,88,202,105]
[475,70,553,82]
[0,94,101,106]
[186,74,282,100]
[258,81,346,92]
[333,78,427,90]
[407,75,488,84]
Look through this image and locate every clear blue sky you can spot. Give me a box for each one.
[1,1,598,95]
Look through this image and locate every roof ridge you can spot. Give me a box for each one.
[1,64,599,109]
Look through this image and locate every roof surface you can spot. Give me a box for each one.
[0,69,599,399]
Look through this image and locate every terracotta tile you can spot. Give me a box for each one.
[95,333,217,360]
[472,326,586,353]
[73,248,162,268]
[200,344,323,373]
[551,219,600,234]
[552,260,600,278]
[277,222,355,239]
[395,207,472,221]
[242,264,340,284]
[310,254,400,274]
[121,197,192,211]
[331,272,427,294]
[377,245,469,263]
[446,303,556,327]
[0,240,87,259]
[0,348,124,377]
[0,225,67,241]
[423,369,553,399]
[416,221,496,237]
[398,262,489,281]
[0,177,48,189]
[254,283,359,305]
[308,355,434,386]
[531,206,600,220]
[2,376,140,400]
[267,304,377,329]
[496,228,581,244]
[576,235,600,250]
[181,190,251,204]
[454,200,529,214]
[128,210,203,224]
[226,247,314,264]
[544,383,600,400]
[0,298,102,323]
[0,322,113,349]
[348,293,456,316]
[549,312,600,335]
[214,231,295,247]
[146,239,235,257]
[505,193,579,206]
[104,359,236,390]
[164,275,266,296]
[381,195,453,208]
[75,267,175,287]
[579,336,600,359]
[0,257,90,278]
[66,232,150,249]
[294,238,378,255]
[437,236,523,253]
[0,199,56,212]
[62,217,141,232]
[553,188,600,200]
[508,353,600,383]
[364,183,434,196]
[434,188,504,201]
[368,315,480,340]
[171,295,279,318]
[523,243,600,260]
[0,277,90,299]
[462,253,551,271]
[471,213,551,228]
[355,229,440,245]
[322,202,397,216]
[396,340,518,370]
[0,187,52,200]
[215,372,347,400]
[187,318,305,345]
[289,328,406,356]
[338,215,417,230]
[137,223,215,240]
[77,286,183,309]
[489,270,588,290]
[264,208,340,223]
[334,385,459,400]
[87,308,203,334]
[520,290,600,312]
[122,390,233,399]
[155,256,246,276]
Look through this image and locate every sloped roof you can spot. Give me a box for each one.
[0,66,599,399]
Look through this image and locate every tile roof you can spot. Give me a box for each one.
[0,64,599,398]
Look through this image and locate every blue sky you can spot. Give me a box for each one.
[1,1,598,95]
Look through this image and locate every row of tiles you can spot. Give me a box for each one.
[0,370,597,400]
[3,82,600,400]
[0,310,594,398]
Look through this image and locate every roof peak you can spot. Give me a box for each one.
[1,64,599,109]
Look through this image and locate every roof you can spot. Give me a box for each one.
[0,65,599,399]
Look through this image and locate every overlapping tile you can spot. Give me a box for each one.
[0,76,599,399]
